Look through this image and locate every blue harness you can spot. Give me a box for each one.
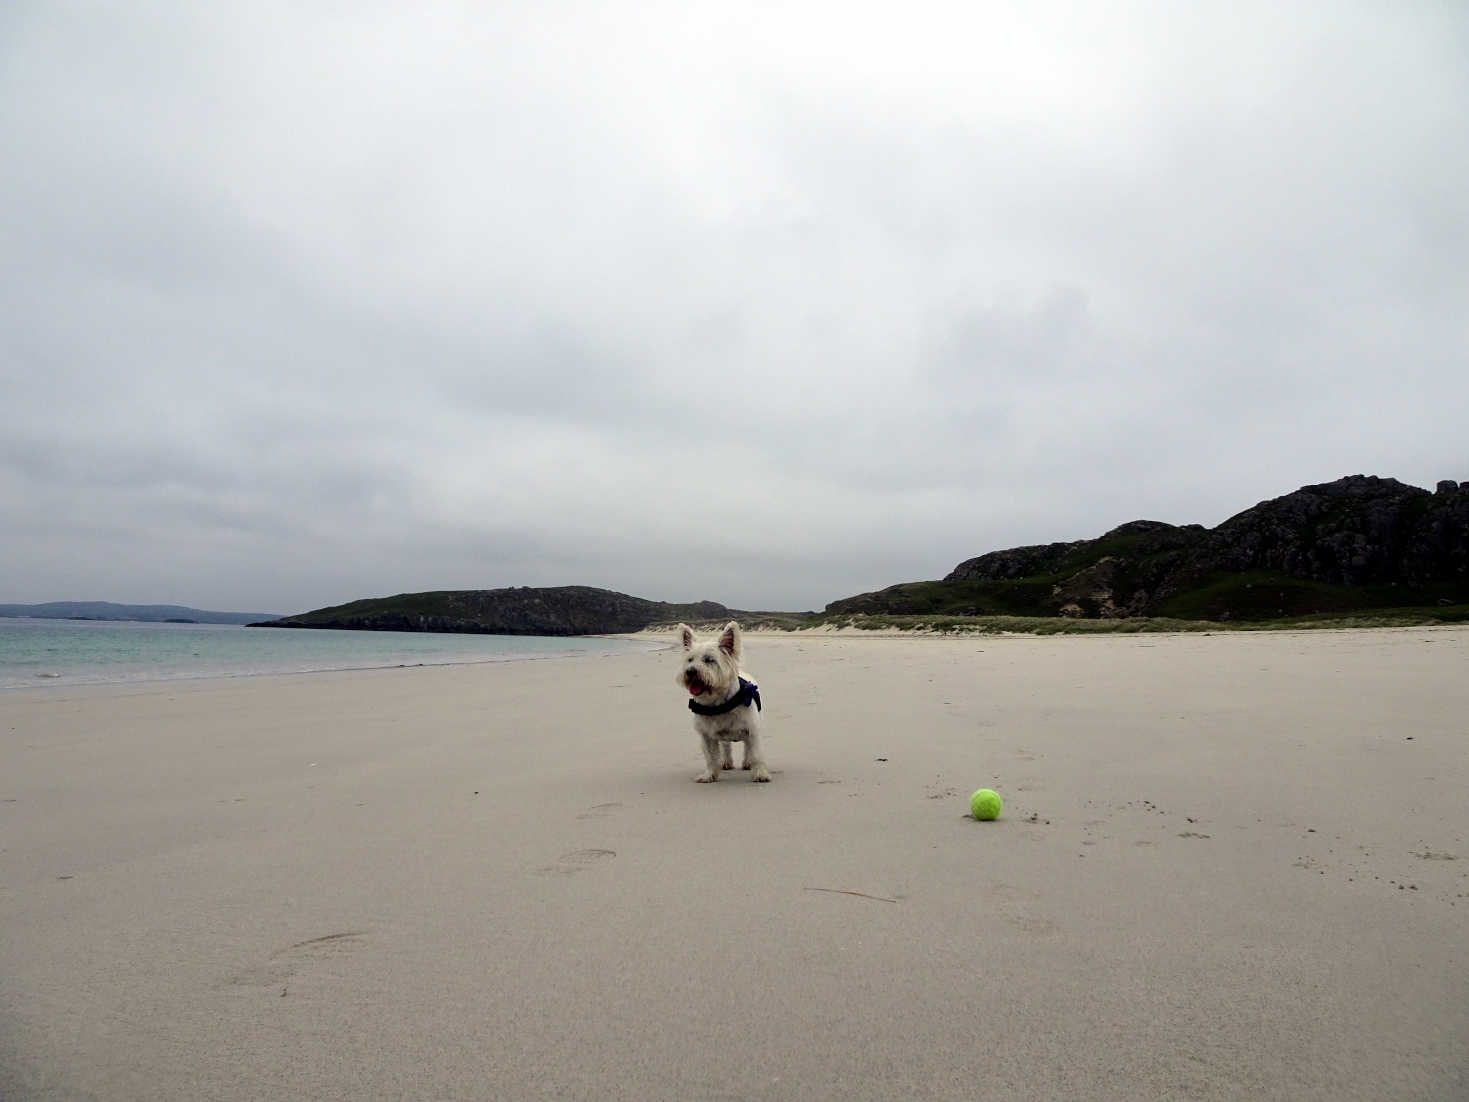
[688,677,762,717]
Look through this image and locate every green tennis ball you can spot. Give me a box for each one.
[969,789,1002,821]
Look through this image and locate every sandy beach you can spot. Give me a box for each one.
[2,627,1465,1101]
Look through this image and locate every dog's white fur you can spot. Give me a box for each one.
[676,621,770,783]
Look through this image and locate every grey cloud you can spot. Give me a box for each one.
[2,2,1465,613]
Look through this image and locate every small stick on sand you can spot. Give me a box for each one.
[803,887,898,903]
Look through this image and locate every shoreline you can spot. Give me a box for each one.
[0,647,656,695]
[0,620,663,693]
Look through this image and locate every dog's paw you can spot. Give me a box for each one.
[720,761,734,770]
[695,770,719,783]
[750,764,771,782]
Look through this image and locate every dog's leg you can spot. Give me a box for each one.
[695,732,723,782]
[720,740,735,770]
[741,724,771,782]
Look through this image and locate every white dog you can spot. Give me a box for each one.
[676,621,770,782]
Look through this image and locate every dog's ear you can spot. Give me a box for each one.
[678,623,694,651]
[718,621,742,660]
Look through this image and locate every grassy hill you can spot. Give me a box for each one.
[253,587,736,636]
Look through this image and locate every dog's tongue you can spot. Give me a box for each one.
[688,683,704,696]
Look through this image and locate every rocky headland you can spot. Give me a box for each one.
[252,475,1469,632]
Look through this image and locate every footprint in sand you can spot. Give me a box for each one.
[537,848,618,876]
[576,802,624,820]
[226,931,370,991]
[272,931,370,962]
[1004,912,1060,936]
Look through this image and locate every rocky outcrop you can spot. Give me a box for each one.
[1405,489,1469,583]
[946,541,1080,582]
[254,587,732,636]
[1192,476,1429,585]
[831,475,1469,620]
[1051,557,1127,618]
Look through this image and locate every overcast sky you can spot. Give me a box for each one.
[2,2,1465,615]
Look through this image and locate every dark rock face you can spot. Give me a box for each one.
[939,518,1212,617]
[1403,486,1469,583]
[1196,475,1430,585]
[256,587,732,636]
[1132,476,1466,613]
[835,475,1469,619]
[1101,519,1210,551]
[946,520,1209,584]
[947,542,1079,582]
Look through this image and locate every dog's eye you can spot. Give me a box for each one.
[703,656,715,665]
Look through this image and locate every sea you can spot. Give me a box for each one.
[0,618,665,691]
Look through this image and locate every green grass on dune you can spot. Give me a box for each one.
[304,586,1469,638]
[1154,571,1469,621]
[655,606,1469,636]
[824,569,1469,626]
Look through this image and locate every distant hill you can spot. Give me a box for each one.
[252,586,736,636]
[826,475,1469,622]
[0,602,281,625]
[250,475,1469,634]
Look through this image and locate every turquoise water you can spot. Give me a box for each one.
[0,618,662,690]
